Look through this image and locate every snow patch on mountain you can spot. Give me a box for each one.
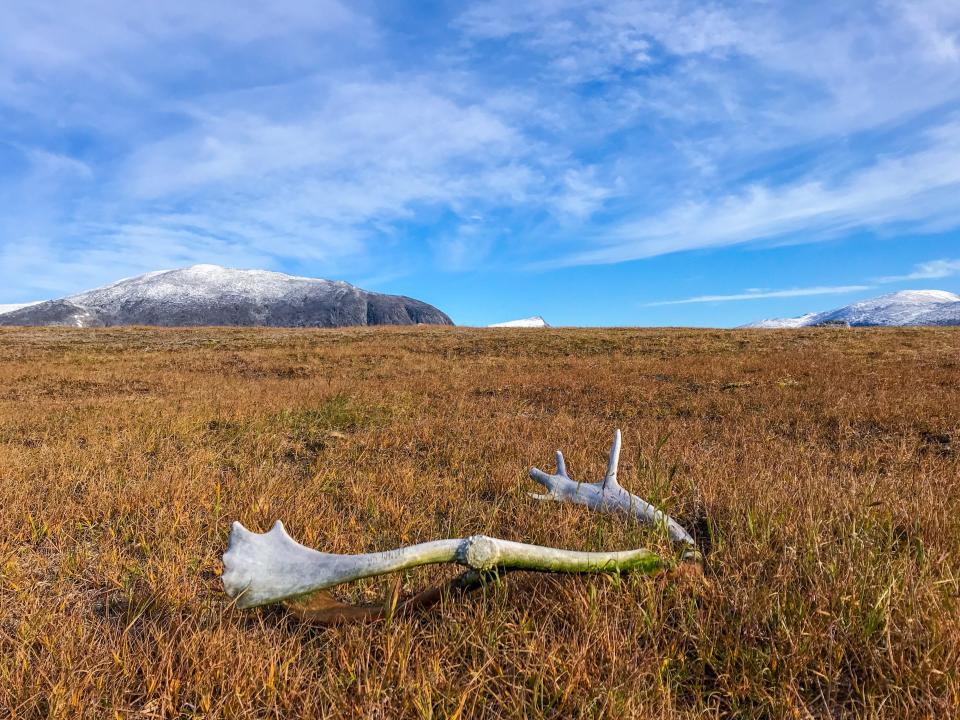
[489,316,550,328]
[67,264,348,308]
[745,312,820,329]
[742,290,960,328]
[0,265,453,328]
[912,300,960,325]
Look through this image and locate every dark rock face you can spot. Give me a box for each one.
[0,265,453,328]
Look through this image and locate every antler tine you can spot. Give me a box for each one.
[555,450,567,477]
[528,465,555,498]
[603,429,621,489]
[527,448,569,500]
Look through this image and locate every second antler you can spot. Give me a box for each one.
[529,429,697,550]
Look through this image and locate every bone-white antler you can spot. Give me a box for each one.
[222,520,665,609]
[221,429,698,617]
[529,429,696,547]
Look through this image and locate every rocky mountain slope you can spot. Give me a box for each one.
[0,265,453,328]
[743,290,960,328]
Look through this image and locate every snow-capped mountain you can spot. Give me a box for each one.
[488,316,550,328]
[0,265,453,328]
[745,312,820,329]
[743,290,960,328]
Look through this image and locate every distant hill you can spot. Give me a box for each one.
[0,265,453,328]
[488,316,550,328]
[742,290,960,328]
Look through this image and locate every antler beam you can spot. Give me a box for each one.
[222,520,665,609]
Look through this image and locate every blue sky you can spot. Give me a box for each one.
[1,0,959,326]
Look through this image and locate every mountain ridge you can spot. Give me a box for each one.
[743,289,960,328]
[0,265,454,328]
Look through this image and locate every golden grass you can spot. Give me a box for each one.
[0,326,958,718]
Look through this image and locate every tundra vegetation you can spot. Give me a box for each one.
[0,326,957,718]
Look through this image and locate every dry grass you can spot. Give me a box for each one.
[0,326,958,718]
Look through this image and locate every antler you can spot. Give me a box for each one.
[221,429,699,620]
[529,429,697,549]
[222,521,665,609]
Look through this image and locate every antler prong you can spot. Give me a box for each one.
[555,450,567,477]
[603,429,621,489]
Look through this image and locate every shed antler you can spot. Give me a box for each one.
[222,521,664,609]
[221,429,698,621]
[529,429,697,549]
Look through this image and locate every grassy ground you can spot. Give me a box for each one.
[0,326,957,718]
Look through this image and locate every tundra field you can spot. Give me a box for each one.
[1,326,958,719]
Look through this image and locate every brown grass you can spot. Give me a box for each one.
[0,326,958,718]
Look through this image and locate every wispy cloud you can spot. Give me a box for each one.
[114,78,548,281]
[876,258,960,283]
[645,285,872,306]
[550,119,960,267]
[645,254,960,307]
[2,0,960,304]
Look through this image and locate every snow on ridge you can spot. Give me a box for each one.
[743,289,960,328]
[741,312,819,329]
[489,315,550,328]
[815,289,959,326]
[915,300,960,324]
[873,289,959,303]
[67,264,349,309]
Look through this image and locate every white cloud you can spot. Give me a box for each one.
[458,0,960,213]
[458,0,745,82]
[108,78,562,277]
[0,1,368,71]
[0,226,276,298]
[24,148,93,180]
[549,118,960,267]
[643,254,960,309]
[876,258,960,283]
[898,0,960,62]
[645,284,872,306]
[431,230,496,272]
[128,82,527,205]
[552,168,615,218]
[3,0,960,301]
